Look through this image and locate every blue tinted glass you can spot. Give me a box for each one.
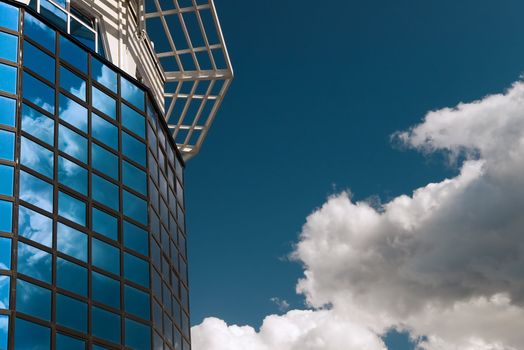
[57,257,87,296]
[0,237,10,269]
[0,130,14,161]
[0,315,7,349]
[59,191,86,226]
[15,318,50,350]
[0,95,16,127]
[92,113,118,150]
[124,285,150,320]
[92,143,118,180]
[60,35,87,72]
[19,171,53,212]
[56,294,87,333]
[92,208,117,241]
[123,221,149,256]
[56,333,85,350]
[23,72,54,114]
[92,174,119,211]
[124,253,149,288]
[92,238,120,275]
[21,103,54,145]
[18,205,52,247]
[16,279,51,320]
[0,2,19,31]
[122,132,146,166]
[122,161,147,196]
[121,77,145,110]
[92,58,117,92]
[122,103,145,138]
[24,13,55,52]
[93,86,116,119]
[92,271,120,309]
[0,165,13,196]
[0,201,12,233]
[24,41,55,83]
[20,137,54,178]
[92,307,121,344]
[125,319,151,350]
[59,94,87,132]
[0,63,16,94]
[58,125,87,163]
[0,32,17,63]
[60,66,86,100]
[123,191,148,225]
[0,275,8,309]
[58,156,87,195]
[70,17,95,50]
[57,223,87,262]
[40,0,67,31]
[18,242,52,283]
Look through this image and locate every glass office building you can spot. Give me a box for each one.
[0,0,232,349]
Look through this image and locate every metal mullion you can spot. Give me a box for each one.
[58,87,89,108]
[191,0,218,70]
[173,0,201,71]
[152,0,184,71]
[21,34,55,58]
[19,98,55,120]
[91,79,119,100]
[182,79,214,147]
[176,83,198,149]
[120,153,148,173]
[0,25,19,37]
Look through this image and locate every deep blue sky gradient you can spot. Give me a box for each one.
[186,1,524,348]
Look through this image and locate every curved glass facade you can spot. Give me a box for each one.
[0,2,189,349]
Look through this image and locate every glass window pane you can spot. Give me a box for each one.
[0,63,17,95]
[16,279,51,320]
[0,275,8,309]
[18,242,52,283]
[58,156,87,195]
[70,17,95,51]
[14,318,50,349]
[0,130,14,161]
[18,205,52,247]
[20,137,54,178]
[56,333,85,350]
[60,66,86,100]
[122,132,146,166]
[92,271,120,309]
[57,257,87,296]
[24,13,55,52]
[56,293,87,333]
[0,237,10,269]
[121,77,145,110]
[92,238,120,275]
[123,221,149,256]
[59,93,87,132]
[0,201,12,233]
[125,319,151,350]
[0,2,19,31]
[58,124,87,163]
[0,165,13,196]
[60,35,87,72]
[92,113,118,150]
[124,253,149,288]
[92,57,117,93]
[92,207,118,241]
[92,306,121,344]
[123,190,148,225]
[40,0,67,31]
[24,41,55,83]
[122,103,145,138]
[23,72,55,114]
[0,95,16,127]
[58,191,86,226]
[123,161,147,196]
[92,174,119,212]
[21,103,54,145]
[125,285,150,320]
[57,223,87,262]
[0,31,18,63]
[93,86,116,119]
[19,171,53,213]
[92,143,118,180]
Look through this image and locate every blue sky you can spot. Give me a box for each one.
[186,1,524,349]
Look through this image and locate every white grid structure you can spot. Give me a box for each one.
[142,0,233,160]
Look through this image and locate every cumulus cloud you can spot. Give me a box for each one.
[193,81,524,350]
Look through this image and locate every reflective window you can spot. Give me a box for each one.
[0,63,16,94]
[21,103,54,145]
[24,13,54,52]
[56,333,85,350]
[123,221,149,256]
[58,156,87,195]
[56,293,87,333]
[93,86,116,119]
[23,72,54,114]
[0,275,8,309]
[0,31,18,63]
[0,2,19,31]
[125,319,151,350]
[92,57,117,93]
[18,205,52,247]
[92,271,120,309]
[14,318,50,350]
[123,131,146,166]
[57,257,87,296]
[0,130,14,161]
[163,313,173,345]
[0,315,6,349]
[19,171,53,213]
[92,143,118,180]
[59,93,87,132]
[24,41,55,83]
[121,76,145,110]
[0,237,10,269]
[58,191,86,226]
[92,207,118,241]
[92,306,121,344]
[124,253,149,288]
[0,201,12,233]
[18,242,52,283]
[58,124,87,163]
[20,137,54,178]
[92,113,118,150]
[92,238,120,275]
[40,0,67,31]
[60,35,87,72]
[125,285,150,320]
[0,165,13,196]
[123,190,148,225]
[60,65,86,100]
[123,160,147,196]
[122,103,145,138]
[16,279,51,320]
[57,223,87,262]
[0,95,16,127]
[92,174,119,211]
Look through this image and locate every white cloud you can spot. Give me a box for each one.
[193,81,524,350]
